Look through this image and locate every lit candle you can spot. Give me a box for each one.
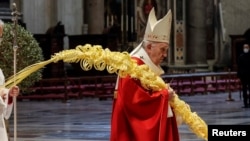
[126,15,128,32]
[107,15,109,27]
[131,17,133,32]
[111,15,114,25]
[135,16,137,31]
[134,0,137,31]
[121,15,123,31]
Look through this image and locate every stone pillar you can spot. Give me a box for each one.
[57,0,83,35]
[85,0,104,34]
[186,0,208,70]
[173,0,186,65]
[49,0,58,26]
[22,0,56,33]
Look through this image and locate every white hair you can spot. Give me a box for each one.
[0,19,4,26]
[142,40,153,48]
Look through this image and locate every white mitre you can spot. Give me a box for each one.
[0,20,5,87]
[0,69,5,86]
[0,69,6,112]
[143,8,172,43]
[115,7,172,86]
[130,8,172,76]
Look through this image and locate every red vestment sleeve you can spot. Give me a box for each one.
[8,95,13,104]
[110,76,180,141]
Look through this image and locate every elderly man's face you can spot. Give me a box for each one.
[146,42,169,65]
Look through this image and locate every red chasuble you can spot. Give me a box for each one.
[110,57,180,141]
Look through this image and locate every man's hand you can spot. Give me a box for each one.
[168,87,175,100]
[9,86,20,97]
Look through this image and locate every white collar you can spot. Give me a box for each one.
[130,43,164,76]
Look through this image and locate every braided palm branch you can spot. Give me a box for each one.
[5,44,208,140]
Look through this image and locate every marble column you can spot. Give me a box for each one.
[84,0,104,34]
[186,0,208,70]
[57,0,83,35]
[22,0,56,33]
